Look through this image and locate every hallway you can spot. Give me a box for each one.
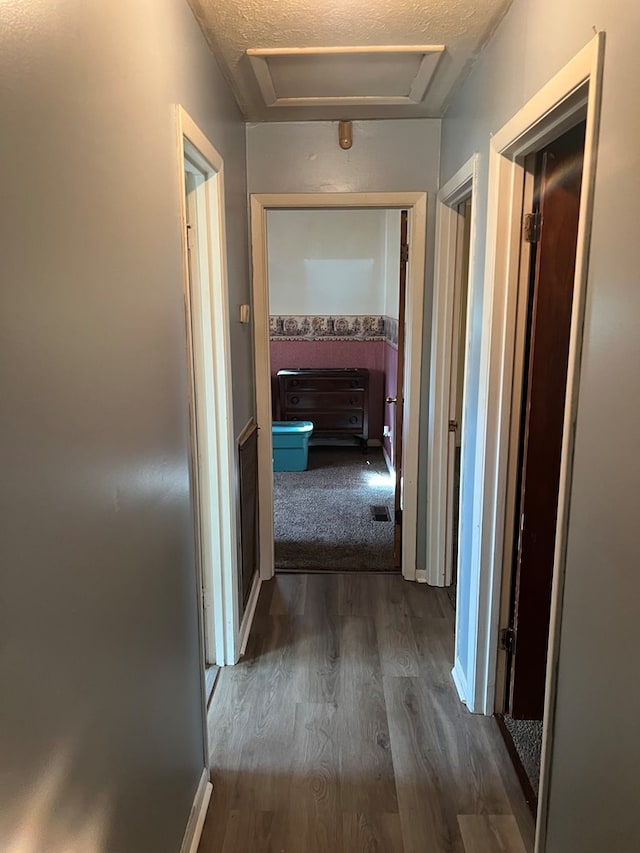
[198,574,533,852]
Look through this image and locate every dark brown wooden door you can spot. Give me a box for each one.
[393,211,409,568]
[508,122,586,719]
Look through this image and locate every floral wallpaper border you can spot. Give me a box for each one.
[384,316,398,348]
[270,315,398,345]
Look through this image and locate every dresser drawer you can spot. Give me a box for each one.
[284,390,364,410]
[285,410,364,432]
[283,375,365,392]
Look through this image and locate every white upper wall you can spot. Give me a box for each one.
[441,1,640,851]
[384,210,401,320]
[267,209,401,316]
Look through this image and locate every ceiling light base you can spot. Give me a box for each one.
[338,120,353,150]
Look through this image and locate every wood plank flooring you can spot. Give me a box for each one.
[198,574,534,853]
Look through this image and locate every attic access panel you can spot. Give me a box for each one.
[247,45,445,108]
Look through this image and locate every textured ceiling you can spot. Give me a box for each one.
[187,0,512,121]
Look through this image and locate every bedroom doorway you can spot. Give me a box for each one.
[250,193,427,582]
[267,208,408,572]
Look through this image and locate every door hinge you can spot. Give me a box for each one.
[499,627,516,654]
[400,243,409,263]
[186,223,193,250]
[448,419,458,432]
[523,211,542,243]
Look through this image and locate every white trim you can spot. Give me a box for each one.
[427,154,479,588]
[451,659,468,706]
[250,192,427,582]
[246,45,444,108]
[248,44,446,56]
[180,769,212,853]
[239,572,262,657]
[382,444,394,477]
[237,418,258,447]
[493,158,537,714]
[177,106,241,667]
[183,170,218,666]
[414,569,428,584]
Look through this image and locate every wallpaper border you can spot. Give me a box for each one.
[270,315,398,346]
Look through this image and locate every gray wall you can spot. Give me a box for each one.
[0,1,251,850]
[247,119,441,568]
[441,1,640,851]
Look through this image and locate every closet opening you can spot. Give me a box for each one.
[496,121,587,813]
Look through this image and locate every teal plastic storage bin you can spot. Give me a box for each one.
[272,421,314,471]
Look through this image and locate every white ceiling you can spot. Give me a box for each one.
[187,0,513,121]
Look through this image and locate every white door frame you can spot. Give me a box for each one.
[250,192,427,582]
[449,33,604,852]
[427,154,479,588]
[176,106,240,668]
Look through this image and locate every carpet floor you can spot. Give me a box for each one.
[273,446,396,571]
[502,715,543,794]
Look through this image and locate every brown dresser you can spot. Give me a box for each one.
[277,368,369,446]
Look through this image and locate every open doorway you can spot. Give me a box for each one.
[183,163,218,686]
[251,192,427,583]
[428,154,478,595]
[266,208,407,572]
[177,107,241,688]
[433,35,603,853]
[496,120,586,811]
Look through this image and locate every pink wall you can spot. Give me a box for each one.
[383,341,398,468]
[270,339,385,440]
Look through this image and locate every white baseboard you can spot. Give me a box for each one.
[382,444,394,476]
[239,571,261,657]
[180,768,212,853]
[451,659,468,706]
[414,568,428,584]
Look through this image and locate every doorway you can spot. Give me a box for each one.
[266,207,407,572]
[447,197,472,608]
[177,106,241,677]
[428,154,478,594]
[497,121,586,809]
[463,34,603,853]
[251,192,427,582]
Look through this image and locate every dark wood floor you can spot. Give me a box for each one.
[198,574,534,853]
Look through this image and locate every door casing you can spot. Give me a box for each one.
[176,106,241,672]
[250,192,427,582]
[393,209,409,568]
[428,154,479,591]
[507,124,586,720]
